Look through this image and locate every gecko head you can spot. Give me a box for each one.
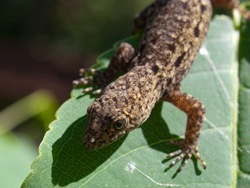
[84,98,134,149]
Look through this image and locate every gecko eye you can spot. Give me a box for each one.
[113,119,126,130]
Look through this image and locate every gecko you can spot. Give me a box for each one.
[73,0,248,173]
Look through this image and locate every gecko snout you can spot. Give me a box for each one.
[84,129,108,149]
[84,132,97,149]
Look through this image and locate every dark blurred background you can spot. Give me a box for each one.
[0,0,151,186]
[0,0,151,103]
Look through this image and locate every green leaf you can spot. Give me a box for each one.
[22,15,248,188]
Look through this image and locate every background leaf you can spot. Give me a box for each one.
[22,14,247,188]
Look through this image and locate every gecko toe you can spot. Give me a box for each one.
[73,77,93,86]
[73,67,105,95]
[165,141,206,173]
[83,87,94,93]
[193,147,207,169]
[92,89,102,95]
[79,68,96,76]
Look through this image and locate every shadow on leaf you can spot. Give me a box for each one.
[141,103,177,151]
[141,103,180,173]
[142,102,204,176]
[51,115,125,186]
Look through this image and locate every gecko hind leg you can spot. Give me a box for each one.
[73,42,136,94]
[162,90,206,173]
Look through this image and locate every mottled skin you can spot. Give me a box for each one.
[73,0,246,173]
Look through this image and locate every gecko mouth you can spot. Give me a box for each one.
[84,134,99,149]
[84,131,122,149]
[84,133,109,149]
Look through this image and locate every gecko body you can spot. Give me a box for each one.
[73,0,245,172]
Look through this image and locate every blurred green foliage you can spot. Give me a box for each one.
[0,90,58,187]
[0,90,58,134]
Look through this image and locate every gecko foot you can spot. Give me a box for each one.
[166,140,206,173]
[73,68,102,94]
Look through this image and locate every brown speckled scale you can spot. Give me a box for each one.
[73,0,245,173]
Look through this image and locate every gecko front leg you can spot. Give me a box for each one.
[162,90,206,173]
[73,42,136,94]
